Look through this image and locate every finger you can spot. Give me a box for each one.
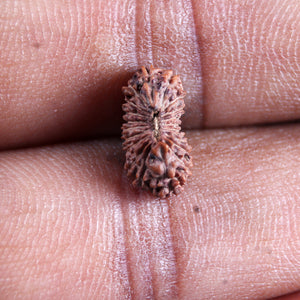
[273,291,300,300]
[1,0,300,149]
[173,125,300,299]
[1,125,299,298]
[192,0,300,128]
[0,0,128,149]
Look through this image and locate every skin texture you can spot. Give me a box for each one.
[0,0,299,149]
[0,0,300,299]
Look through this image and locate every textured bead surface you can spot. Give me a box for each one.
[122,66,192,198]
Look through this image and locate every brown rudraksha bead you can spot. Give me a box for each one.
[122,66,192,198]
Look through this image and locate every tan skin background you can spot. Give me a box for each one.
[0,0,300,299]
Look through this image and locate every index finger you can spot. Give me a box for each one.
[0,0,299,149]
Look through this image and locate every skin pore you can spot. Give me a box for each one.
[0,0,300,299]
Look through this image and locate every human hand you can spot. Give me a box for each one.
[1,0,300,299]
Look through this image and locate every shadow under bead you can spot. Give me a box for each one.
[121,66,192,198]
